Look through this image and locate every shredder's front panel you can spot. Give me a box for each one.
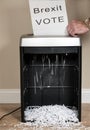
[20,37,81,122]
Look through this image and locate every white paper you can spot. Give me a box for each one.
[29,0,68,36]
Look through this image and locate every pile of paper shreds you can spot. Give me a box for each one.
[24,105,80,127]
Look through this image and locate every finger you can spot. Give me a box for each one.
[67,25,71,32]
[68,29,77,37]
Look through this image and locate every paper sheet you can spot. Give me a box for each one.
[29,0,68,36]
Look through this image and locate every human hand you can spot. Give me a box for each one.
[67,20,89,36]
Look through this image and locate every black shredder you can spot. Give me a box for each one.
[20,35,81,122]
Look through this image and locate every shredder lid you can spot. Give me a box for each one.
[20,36,81,47]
